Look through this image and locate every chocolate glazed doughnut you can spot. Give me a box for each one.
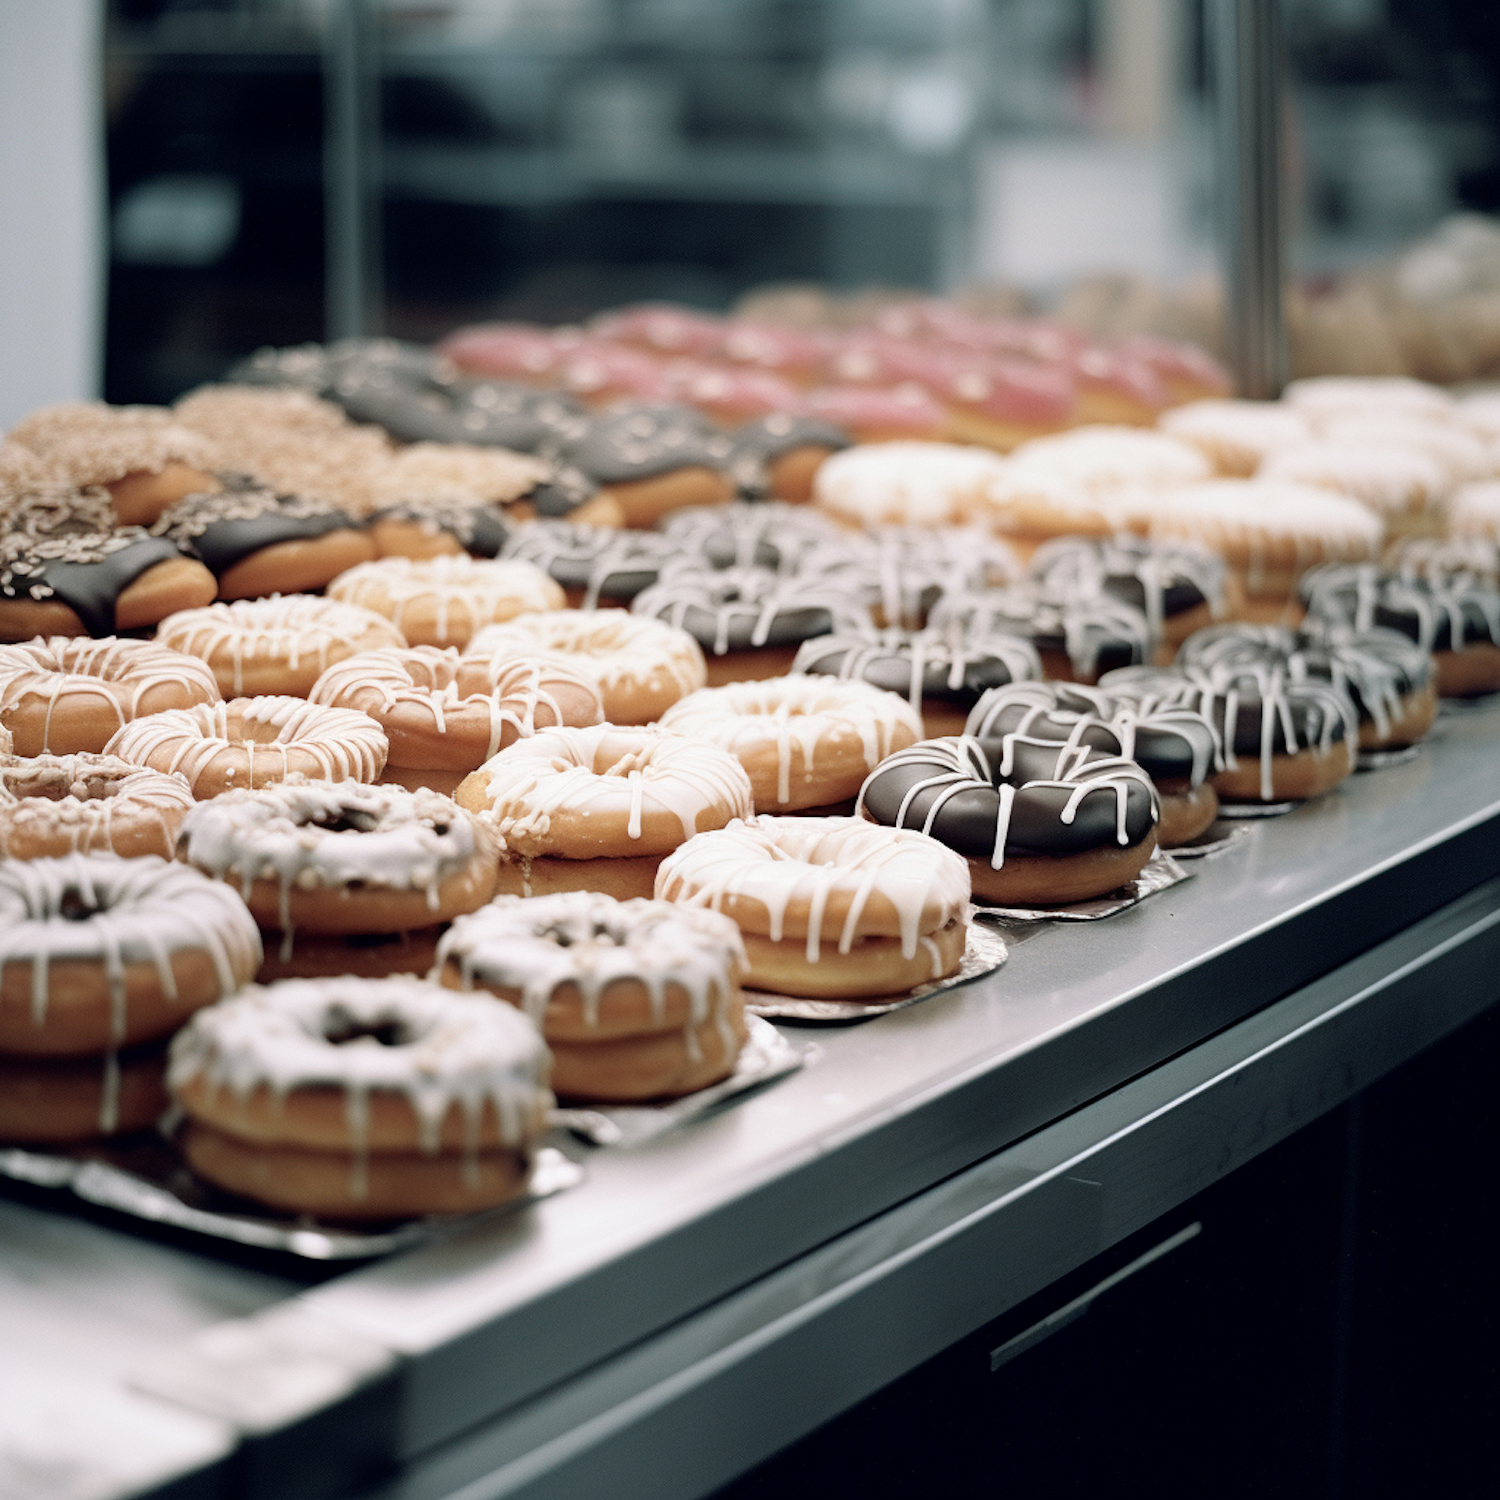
[857,733,1159,906]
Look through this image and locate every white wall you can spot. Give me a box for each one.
[0,0,103,430]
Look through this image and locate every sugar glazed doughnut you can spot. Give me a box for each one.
[107,696,388,798]
[811,441,1009,528]
[156,595,405,696]
[656,816,970,999]
[0,637,221,755]
[456,724,754,899]
[326,554,564,648]
[857,735,1159,906]
[168,976,551,1218]
[657,675,921,813]
[467,611,705,725]
[309,646,603,795]
[176,779,499,980]
[437,892,749,1100]
[0,754,194,859]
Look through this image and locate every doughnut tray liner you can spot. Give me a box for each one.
[972,848,1193,924]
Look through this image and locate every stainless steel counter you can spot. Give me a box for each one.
[4,699,1499,1500]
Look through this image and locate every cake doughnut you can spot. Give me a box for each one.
[631,562,871,685]
[308,646,603,794]
[658,501,843,573]
[723,413,849,502]
[657,675,922,813]
[456,724,754,899]
[168,976,551,1219]
[810,441,1010,528]
[0,485,217,639]
[176,779,499,978]
[0,853,261,1056]
[326,555,564,649]
[0,637,221,755]
[155,595,405,697]
[1157,398,1313,476]
[465,610,706,725]
[502,520,674,608]
[0,1045,170,1143]
[0,754,194,859]
[856,734,1159,906]
[793,624,1042,738]
[436,892,749,1100]
[656,815,970,999]
[152,478,376,598]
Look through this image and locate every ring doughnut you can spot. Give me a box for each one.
[437,891,749,1100]
[168,976,551,1219]
[0,1045,169,1142]
[656,815,970,998]
[501,520,674,608]
[810,441,1009,528]
[106,697,388,798]
[0,637,221,755]
[657,675,921,813]
[0,753,194,859]
[658,501,843,572]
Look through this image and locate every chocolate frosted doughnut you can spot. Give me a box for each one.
[659,502,843,572]
[503,519,675,608]
[857,733,1159,905]
[368,497,514,560]
[724,413,849,501]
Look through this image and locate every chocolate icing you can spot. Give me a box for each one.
[725,413,848,496]
[154,483,362,577]
[930,586,1151,679]
[2,534,180,636]
[1029,534,1226,639]
[370,498,513,557]
[793,626,1041,709]
[558,404,734,485]
[1301,562,1500,654]
[521,464,602,519]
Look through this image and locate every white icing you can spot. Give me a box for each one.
[1158,398,1312,472]
[1257,442,1449,514]
[0,753,195,855]
[811,441,1010,527]
[1449,479,1500,541]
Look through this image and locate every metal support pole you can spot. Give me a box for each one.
[324,0,380,341]
[1210,0,1287,398]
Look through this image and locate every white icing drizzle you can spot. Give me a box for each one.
[501,520,674,609]
[0,753,195,855]
[1302,562,1500,654]
[659,501,843,572]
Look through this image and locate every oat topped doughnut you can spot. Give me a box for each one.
[0,439,56,496]
[371,441,549,509]
[812,441,1009,528]
[0,754,194,860]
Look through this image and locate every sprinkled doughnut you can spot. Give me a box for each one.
[811,440,1009,528]
[466,609,706,725]
[168,976,551,1218]
[456,723,754,899]
[656,815,970,998]
[502,519,675,608]
[856,734,1159,906]
[437,892,749,1100]
[658,675,921,813]
[0,636,221,755]
[106,696,388,799]
[0,853,261,1057]
[0,754,194,859]
[1157,397,1312,476]
[155,594,405,697]
[308,645,603,794]
[326,554,564,649]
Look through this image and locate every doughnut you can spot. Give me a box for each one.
[1282,376,1454,423]
[793,624,1042,738]
[455,724,754,898]
[107,696,387,799]
[657,675,922,813]
[658,501,844,572]
[168,976,551,1219]
[1256,442,1448,537]
[0,484,217,639]
[801,384,951,444]
[1157,398,1312,476]
[176,779,499,978]
[655,815,970,999]
[502,520,674,608]
[370,441,550,511]
[1448,479,1500,542]
[326,555,564,649]
[465,610,705,725]
[810,441,1010,528]
[590,304,727,357]
[856,734,1159,906]
[152,479,376,598]
[155,594,405,697]
[1301,561,1500,697]
[0,1045,169,1142]
[436,892,749,1100]
[308,646,603,794]
[519,465,623,525]
[368,497,512,560]
[1318,415,1493,487]
[0,853,261,1056]
[723,413,849,502]
[1385,535,1500,585]
[0,438,55,495]
[631,562,871,685]
[963,682,1221,847]
[0,754,194,859]
[0,637,221,755]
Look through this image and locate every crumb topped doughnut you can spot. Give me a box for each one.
[168,975,551,1218]
[656,815,970,998]
[437,892,749,1100]
[156,595,405,696]
[0,637,221,755]
[811,440,1009,528]
[0,754,194,859]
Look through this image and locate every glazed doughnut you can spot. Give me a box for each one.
[723,413,849,502]
[308,646,603,794]
[168,976,551,1219]
[658,501,843,572]
[155,594,405,696]
[658,675,921,813]
[0,637,221,755]
[153,479,376,598]
[1318,415,1492,488]
[0,853,261,1055]
[437,891,749,1100]
[456,723,754,898]
[0,754,194,859]
[326,554,564,649]
[1157,398,1313,476]
[502,520,675,608]
[811,441,1010,528]
[107,696,388,798]
[1282,376,1454,423]
[466,610,706,725]
[656,815,970,999]
[1257,441,1448,537]
[856,734,1159,906]
[0,1045,169,1142]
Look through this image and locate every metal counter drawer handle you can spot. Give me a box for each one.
[990,1221,1203,1372]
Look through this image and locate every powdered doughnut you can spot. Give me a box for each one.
[811,441,1010,528]
[1282,376,1454,423]
[0,754,194,859]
